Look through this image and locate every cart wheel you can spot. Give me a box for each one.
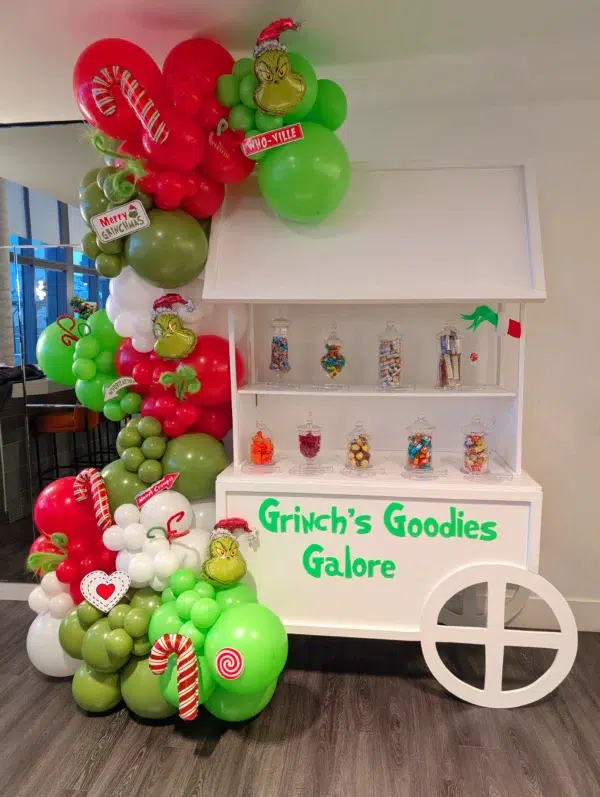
[438,583,528,627]
[420,564,578,708]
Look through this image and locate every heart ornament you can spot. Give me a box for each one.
[81,570,131,612]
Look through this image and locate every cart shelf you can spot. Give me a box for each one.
[239,383,517,399]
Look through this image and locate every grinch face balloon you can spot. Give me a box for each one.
[202,518,253,587]
[252,18,304,116]
[151,294,197,360]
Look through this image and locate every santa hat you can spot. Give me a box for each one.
[210,517,254,542]
[152,293,194,321]
[253,18,302,58]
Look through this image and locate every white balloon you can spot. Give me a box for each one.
[172,529,208,570]
[128,554,154,586]
[114,503,140,528]
[41,571,67,597]
[153,550,181,579]
[103,524,125,551]
[142,537,170,558]
[26,614,79,677]
[132,314,153,336]
[28,586,49,615]
[114,313,137,338]
[139,491,194,534]
[132,335,156,354]
[191,499,216,531]
[150,574,168,592]
[110,265,134,295]
[105,295,122,322]
[123,523,147,551]
[48,592,74,619]
[116,549,136,573]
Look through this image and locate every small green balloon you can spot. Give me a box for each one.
[229,103,255,133]
[75,373,114,412]
[190,597,221,629]
[232,57,254,79]
[87,309,122,352]
[193,581,216,599]
[129,587,162,615]
[243,129,267,161]
[97,236,124,255]
[81,230,101,259]
[138,416,162,438]
[106,628,133,658]
[36,321,82,386]
[80,168,100,192]
[72,662,121,713]
[216,73,240,107]
[127,417,141,429]
[59,608,87,658]
[124,607,151,638]
[120,391,142,415]
[141,436,166,459]
[96,253,123,278]
[82,618,131,672]
[169,569,197,597]
[138,459,162,485]
[239,74,257,108]
[80,181,109,225]
[96,165,117,189]
[282,53,318,123]
[137,191,153,210]
[94,350,116,374]
[179,620,205,650]
[160,653,215,709]
[121,446,145,473]
[162,587,176,604]
[175,590,201,622]
[161,434,229,501]
[72,357,97,381]
[305,79,348,131]
[101,459,146,514]
[204,680,277,722]
[104,398,127,422]
[107,604,131,630]
[75,335,100,359]
[255,111,283,133]
[132,634,152,657]
[215,583,258,611]
[120,656,177,719]
[117,427,142,449]
[148,601,183,644]
[77,601,103,627]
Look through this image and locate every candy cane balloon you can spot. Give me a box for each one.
[73,468,113,531]
[149,634,199,720]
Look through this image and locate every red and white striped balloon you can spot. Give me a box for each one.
[149,633,198,720]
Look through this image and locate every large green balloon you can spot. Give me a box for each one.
[87,310,122,352]
[120,656,178,719]
[161,434,229,501]
[305,79,348,131]
[81,618,131,672]
[204,604,288,695]
[282,53,318,123]
[80,181,109,225]
[205,679,277,722]
[59,608,87,659]
[160,654,215,709]
[75,373,114,412]
[258,122,350,223]
[148,601,183,644]
[72,662,121,713]
[101,459,146,514]
[36,321,82,386]
[125,209,208,289]
[215,583,257,612]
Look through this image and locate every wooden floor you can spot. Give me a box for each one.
[1,600,599,797]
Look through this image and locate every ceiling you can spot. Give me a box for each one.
[2,0,600,123]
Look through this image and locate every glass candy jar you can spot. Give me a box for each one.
[378,321,402,389]
[437,322,461,388]
[297,413,322,464]
[346,422,372,470]
[320,322,346,381]
[269,309,291,375]
[406,416,434,471]
[462,417,490,474]
[250,422,275,467]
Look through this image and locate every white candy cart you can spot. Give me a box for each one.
[203,163,578,708]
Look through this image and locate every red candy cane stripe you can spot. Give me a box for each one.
[73,468,113,531]
[215,647,245,680]
[149,634,198,721]
[92,65,168,144]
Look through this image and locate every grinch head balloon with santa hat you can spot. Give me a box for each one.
[202,517,254,587]
[253,18,305,116]
[152,293,197,359]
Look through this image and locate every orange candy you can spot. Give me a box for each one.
[251,430,274,465]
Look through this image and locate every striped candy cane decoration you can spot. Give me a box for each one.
[73,468,113,531]
[149,634,199,720]
[91,65,169,144]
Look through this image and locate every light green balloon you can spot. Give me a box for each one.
[239,74,257,108]
[162,587,176,604]
[87,310,122,352]
[205,680,277,722]
[72,357,97,381]
[75,335,100,359]
[72,662,121,713]
[190,597,221,629]
[216,74,240,108]
[36,321,82,386]
[94,349,116,374]
[104,398,127,422]
[101,459,146,514]
[232,58,254,79]
[282,53,318,123]
[148,601,183,644]
[193,581,216,599]
[304,79,347,131]
[243,129,267,161]
[169,569,197,597]
[161,433,229,501]
[175,590,201,622]
[75,373,114,412]
[160,654,215,709]
[125,210,208,289]
[120,391,142,415]
[81,618,132,672]
[255,111,283,132]
[215,583,258,611]
[205,604,288,695]
[120,656,178,719]
[179,620,205,650]
[59,608,87,659]
[258,122,350,223]
[229,103,255,133]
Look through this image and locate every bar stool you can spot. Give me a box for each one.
[32,406,101,490]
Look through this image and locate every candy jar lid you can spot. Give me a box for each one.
[379,320,402,340]
[461,416,488,436]
[271,307,291,330]
[325,321,342,346]
[298,412,321,436]
[406,415,435,435]
[347,420,369,441]
[436,321,461,340]
[254,420,274,437]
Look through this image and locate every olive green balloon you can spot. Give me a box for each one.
[97,236,124,255]
[148,601,183,644]
[215,583,258,611]
[106,628,133,658]
[108,604,131,630]
[96,165,117,189]
[138,459,162,484]
[95,253,123,278]
[255,111,283,132]
[80,181,109,225]
[205,680,277,722]
[87,309,122,352]
[101,459,146,514]
[141,436,166,459]
[160,654,215,709]
[132,634,152,657]
[72,662,121,713]
[124,607,151,638]
[75,373,113,412]
[120,391,142,415]
[117,426,142,449]
[258,122,350,223]
[120,656,178,719]
[137,191,153,210]
[216,74,240,107]
[80,168,100,192]
[59,608,87,658]
[81,618,132,672]
[239,74,257,108]
[282,53,318,123]
[129,587,162,615]
[229,103,255,133]
[81,230,101,258]
[125,209,208,289]
[72,357,96,381]
[138,416,162,438]
[121,446,145,473]
[305,79,348,131]
[36,321,82,386]
[232,57,254,79]
[161,433,229,501]
[77,601,103,627]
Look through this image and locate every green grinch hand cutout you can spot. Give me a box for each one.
[152,294,196,360]
[462,306,522,339]
[159,364,201,402]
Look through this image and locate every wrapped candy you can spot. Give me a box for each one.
[378,321,402,389]
[320,322,345,381]
[269,309,291,375]
[437,322,461,389]
[345,422,372,470]
[462,417,490,474]
[406,416,434,471]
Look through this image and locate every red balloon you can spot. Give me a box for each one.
[33,477,98,540]
[131,360,154,389]
[71,584,84,605]
[168,77,203,117]
[73,38,166,142]
[162,418,190,438]
[190,402,232,440]
[152,393,180,421]
[56,559,77,583]
[197,96,229,130]
[67,540,88,561]
[163,38,234,96]
[115,338,147,377]
[185,335,245,406]
[143,116,205,172]
[202,127,255,185]
[181,175,225,218]
[141,395,159,417]
[98,548,117,572]
[154,171,186,210]
[174,402,200,427]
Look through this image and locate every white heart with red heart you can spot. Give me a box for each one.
[80,570,131,612]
